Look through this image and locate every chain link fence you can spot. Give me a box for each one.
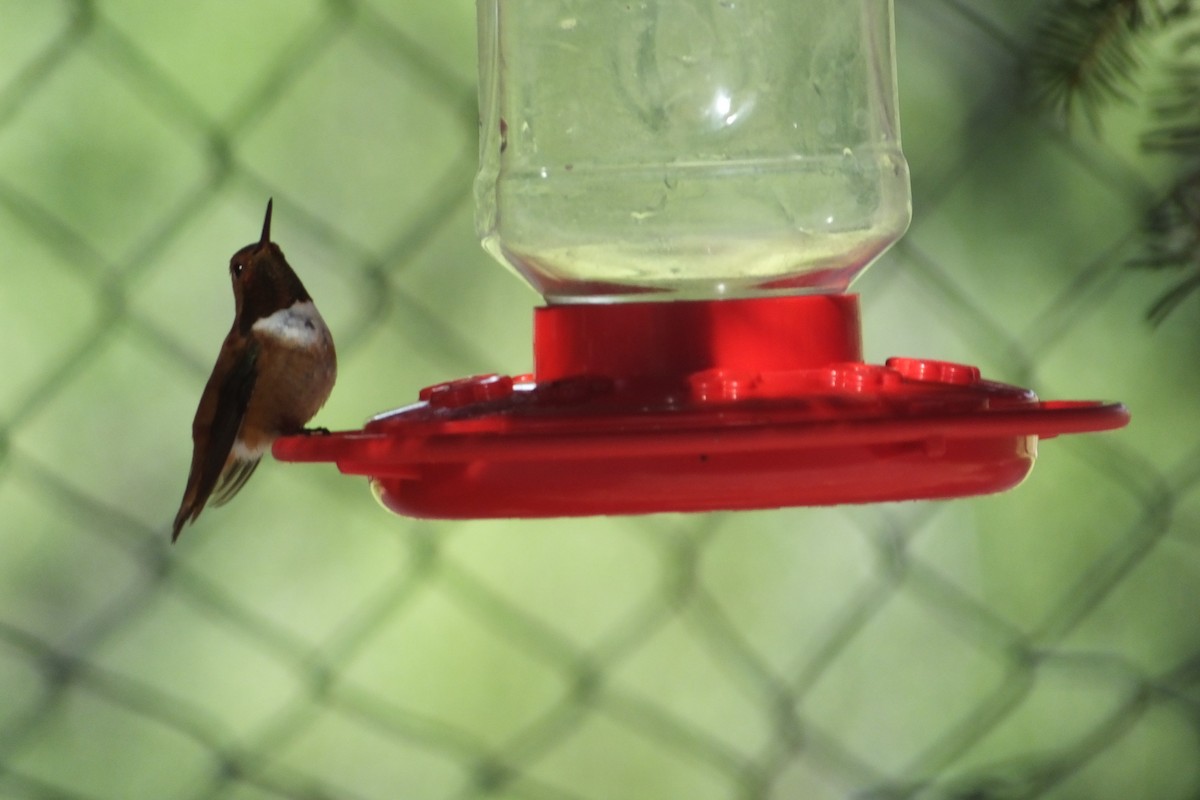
[0,1,1198,798]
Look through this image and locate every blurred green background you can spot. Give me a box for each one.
[1,1,1199,799]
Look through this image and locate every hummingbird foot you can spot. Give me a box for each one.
[301,426,331,436]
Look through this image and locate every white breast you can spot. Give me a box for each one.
[251,300,330,347]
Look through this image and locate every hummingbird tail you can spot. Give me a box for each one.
[171,504,192,543]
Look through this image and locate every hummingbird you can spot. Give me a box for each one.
[172,199,337,542]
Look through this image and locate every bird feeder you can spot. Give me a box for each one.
[274,0,1128,518]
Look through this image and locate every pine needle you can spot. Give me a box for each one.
[1142,46,1200,154]
[1130,169,1200,323]
[1028,0,1148,131]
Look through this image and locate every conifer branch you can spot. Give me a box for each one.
[1028,0,1149,130]
[1142,38,1200,154]
[1028,1,1200,321]
[1133,168,1200,324]
[1136,19,1200,322]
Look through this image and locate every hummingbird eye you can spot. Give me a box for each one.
[231,262,245,277]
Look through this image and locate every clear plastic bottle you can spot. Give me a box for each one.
[475,0,910,303]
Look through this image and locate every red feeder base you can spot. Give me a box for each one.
[273,295,1129,519]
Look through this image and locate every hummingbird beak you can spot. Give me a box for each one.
[260,198,273,247]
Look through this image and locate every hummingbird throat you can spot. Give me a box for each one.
[251,300,329,347]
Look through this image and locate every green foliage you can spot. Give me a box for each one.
[1027,0,1192,128]
[1029,0,1200,322]
[1028,0,1148,131]
[1139,25,1200,322]
[1142,61,1200,154]
[1130,169,1200,323]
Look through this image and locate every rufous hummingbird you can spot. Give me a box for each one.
[172,199,337,541]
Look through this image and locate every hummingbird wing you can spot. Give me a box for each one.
[172,337,259,541]
[208,452,260,507]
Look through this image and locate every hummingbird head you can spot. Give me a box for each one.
[229,199,312,333]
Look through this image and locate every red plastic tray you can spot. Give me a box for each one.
[274,295,1129,518]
